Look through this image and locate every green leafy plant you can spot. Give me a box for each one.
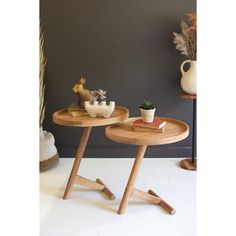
[140,100,155,110]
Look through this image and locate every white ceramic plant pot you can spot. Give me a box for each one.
[85,101,115,118]
[40,128,59,171]
[140,108,156,123]
[180,60,197,95]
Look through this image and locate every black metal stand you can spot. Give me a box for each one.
[179,92,197,171]
[192,98,197,164]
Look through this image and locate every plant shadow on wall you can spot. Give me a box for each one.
[173,13,197,95]
[40,24,59,172]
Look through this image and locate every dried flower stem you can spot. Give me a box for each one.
[89,89,107,103]
[40,25,47,128]
[173,13,197,60]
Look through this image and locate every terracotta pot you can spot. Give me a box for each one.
[140,108,156,123]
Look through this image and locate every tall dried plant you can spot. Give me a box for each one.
[173,13,197,60]
[40,25,47,128]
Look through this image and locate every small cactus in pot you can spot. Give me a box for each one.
[140,100,156,123]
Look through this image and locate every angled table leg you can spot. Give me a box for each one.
[63,127,115,200]
[118,145,147,214]
[118,145,175,215]
[63,127,92,199]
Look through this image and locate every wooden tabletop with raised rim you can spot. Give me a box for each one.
[105,117,189,146]
[52,106,129,127]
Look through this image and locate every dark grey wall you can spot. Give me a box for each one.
[40,0,196,158]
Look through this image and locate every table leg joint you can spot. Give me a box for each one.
[148,189,176,215]
[96,179,115,200]
[75,175,104,190]
[131,188,162,204]
[70,175,115,200]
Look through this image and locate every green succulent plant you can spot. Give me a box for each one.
[140,100,155,110]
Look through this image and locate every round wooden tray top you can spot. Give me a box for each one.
[105,117,189,146]
[52,106,129,127]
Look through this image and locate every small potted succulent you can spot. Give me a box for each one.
[140,100,156,123]
[85,89,115,118]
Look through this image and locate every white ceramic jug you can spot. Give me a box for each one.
[180,60,196,95]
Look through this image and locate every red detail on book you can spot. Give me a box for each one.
[133,119,166,129]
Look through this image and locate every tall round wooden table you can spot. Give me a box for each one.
[105,117,189,215]
[52,106,129,200]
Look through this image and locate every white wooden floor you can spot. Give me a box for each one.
[40,158,196,236]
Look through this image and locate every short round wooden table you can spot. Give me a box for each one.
[105,117,189,215]
[52,106,129,201]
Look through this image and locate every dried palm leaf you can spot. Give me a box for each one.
[40,25,47,128]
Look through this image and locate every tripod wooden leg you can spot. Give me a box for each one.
[148,189,176,215]
[117,145,176,215]
[118,145,147,214]
[63,127,92,199]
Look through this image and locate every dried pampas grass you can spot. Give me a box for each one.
[40,25,47,128]
[173,13,197,60]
